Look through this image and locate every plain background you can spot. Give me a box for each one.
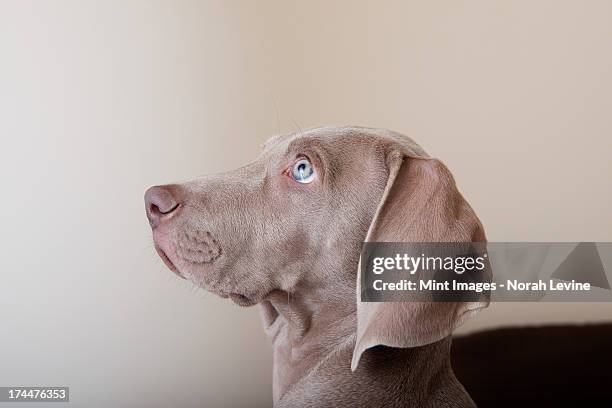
[1,1,611,407]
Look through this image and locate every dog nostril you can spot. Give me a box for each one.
[144,185,181,228]
[150,202,178,216]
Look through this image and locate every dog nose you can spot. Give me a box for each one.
[145,185,180,228]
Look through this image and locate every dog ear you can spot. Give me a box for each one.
[351,149,489,371]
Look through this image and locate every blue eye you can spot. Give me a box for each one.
[291,158,315,183]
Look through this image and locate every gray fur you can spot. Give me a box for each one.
[145,126,486,407]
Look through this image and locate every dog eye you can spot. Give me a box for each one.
[290,158,315,184]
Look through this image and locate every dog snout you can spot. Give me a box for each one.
[144,185,181,228]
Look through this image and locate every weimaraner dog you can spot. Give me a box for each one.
[145,126,488,407]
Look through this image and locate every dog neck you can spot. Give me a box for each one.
[261,286,356,401]
[260,289,464,407]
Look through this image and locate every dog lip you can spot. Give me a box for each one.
[229,293,257,307]
[155,245,184,279]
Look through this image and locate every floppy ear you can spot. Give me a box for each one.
[351,150,488,371]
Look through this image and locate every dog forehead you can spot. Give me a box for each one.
[262,126,428,159]
[264,126,377,148]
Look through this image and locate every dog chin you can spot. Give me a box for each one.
[229,293,258,307]
[166,256,261,307]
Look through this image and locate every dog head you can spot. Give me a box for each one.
[145,126,487,365]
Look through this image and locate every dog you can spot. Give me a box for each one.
[145,126,487,407]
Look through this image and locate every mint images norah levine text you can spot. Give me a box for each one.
[372,279,591,293]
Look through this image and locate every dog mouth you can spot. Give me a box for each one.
[155,245,184,279]
[153,230,256,306]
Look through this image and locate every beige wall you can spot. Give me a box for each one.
[1,1,611,406]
